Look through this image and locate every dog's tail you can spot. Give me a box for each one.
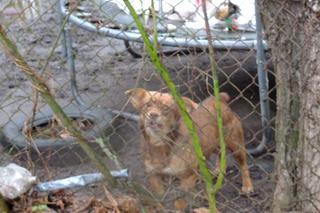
[220,92,230,103]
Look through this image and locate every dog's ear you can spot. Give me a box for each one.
[182,97,198,113]
[125,88,151,110]
[171,97,197,120]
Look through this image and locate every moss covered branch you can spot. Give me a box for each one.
[0,25,116,187]
[201,0,227,203]
[0,194,9,213]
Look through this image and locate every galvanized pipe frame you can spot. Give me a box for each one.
[58,0,268,49]
[57,0,271,155]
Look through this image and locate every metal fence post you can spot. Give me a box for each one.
[248,0,271,155]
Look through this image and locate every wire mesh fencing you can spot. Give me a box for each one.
[0,0,277,212]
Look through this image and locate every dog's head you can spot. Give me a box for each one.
[125,88,197,143]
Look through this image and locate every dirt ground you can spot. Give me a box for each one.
[0,1,276,212]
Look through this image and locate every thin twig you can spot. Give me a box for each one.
[96,138,123,170]
[103,186,121,213]
[0,24,117,187]
[201,1,227,212]
[23,7,77,180]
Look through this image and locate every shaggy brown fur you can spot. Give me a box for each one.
[126,88,253,207]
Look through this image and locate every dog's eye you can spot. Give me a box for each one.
[162,106,171,113]
[145,102,152,108]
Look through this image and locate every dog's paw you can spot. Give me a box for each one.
[241,185,254,194]
[174,198,188,211]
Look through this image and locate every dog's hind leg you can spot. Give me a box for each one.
[231,147,254,194]
[227,120,254,194]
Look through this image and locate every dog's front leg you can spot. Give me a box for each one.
[179,171,198,191]
[148,174,166,196]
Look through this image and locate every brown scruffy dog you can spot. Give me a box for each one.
[125,88,253,199]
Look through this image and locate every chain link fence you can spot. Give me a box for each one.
[0,0,277,212]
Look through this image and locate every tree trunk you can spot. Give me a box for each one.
[260,0,320,212]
